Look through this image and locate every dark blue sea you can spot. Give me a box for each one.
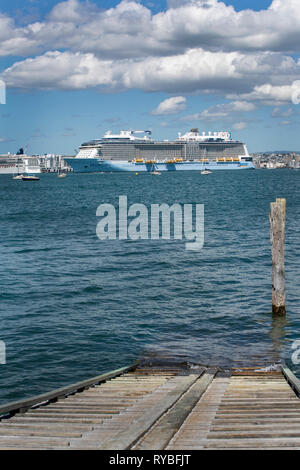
[0,169,299,405]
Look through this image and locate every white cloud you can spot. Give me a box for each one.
[1,52,116,90]
[181,101,256,123]
[228,83,297,105]
[180,113,202,122]
[47,0,97,23]
[0,136,14,143]
[231,101,256,112]
[154,0,300,56]
[1,0,300,59]
[152,96,186,115]
[5,48,299,97]
[232,122,248,130]
[1,0,300,111]
[272,107,293,117]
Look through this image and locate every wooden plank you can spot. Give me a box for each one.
[8,416,105,424]
[25,408,123,414]
[212,418,300,425]
[282,366,300,397]
[19,411,117,418]
[0,436,70,447]
[133,370,217,450]
[211,424,300,431]
[0,422,93,431]
[204,437,300,449]
[0,427,82,438]
[208,430,300,439]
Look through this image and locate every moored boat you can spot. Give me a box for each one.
[65,128,255,173]
[22,175,40,181]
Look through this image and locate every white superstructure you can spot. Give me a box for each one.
[103,130,152,141]
[177,129,231,142]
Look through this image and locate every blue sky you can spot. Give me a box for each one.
[0,0,299,154]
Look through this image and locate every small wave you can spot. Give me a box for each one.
[15,247,60,254]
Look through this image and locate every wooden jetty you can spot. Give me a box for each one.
[0,362,300,450]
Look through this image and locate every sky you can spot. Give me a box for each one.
[0,0,300,154]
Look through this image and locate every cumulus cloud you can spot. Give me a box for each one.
[152,96,186,115]
[202,101,256,118]
[1,0,300,59]
[1,51,116,90]
[1,0,300,111]
[272,107,293,118]
[4,48,300,99]
[47,0,97,23]
[227,83,298,105]
[181,100,256,123]
[232,122,248,130]
[200,102,256,120]
[3,48,239,91]
[0,136,15,143]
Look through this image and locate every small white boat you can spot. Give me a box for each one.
[201,169,212,175]
[150,163,161,175]
[22,175,40,181]
[58,172,67,178]
[13,174,24,180]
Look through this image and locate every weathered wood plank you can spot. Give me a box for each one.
[204,437,300,449]
[282,366,300,397]
[208,430,300,439]
[133,370,217,450]
[9,417,105,424]
[0,427,82,438]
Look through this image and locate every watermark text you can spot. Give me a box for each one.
[292,340,300,365]
[96,196,204,251]
[0,341,6,364]
[0,80,6,104]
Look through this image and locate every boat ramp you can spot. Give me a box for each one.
[0,361,300,450]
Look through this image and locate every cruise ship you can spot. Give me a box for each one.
[0,155,24,174]
[64,128,255,172]
[0,148,42,175]
[0,150,72,174]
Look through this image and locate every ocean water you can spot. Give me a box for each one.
[0,169,299,405]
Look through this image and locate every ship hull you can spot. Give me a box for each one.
[0,166,21,174]
[64,159,255,173]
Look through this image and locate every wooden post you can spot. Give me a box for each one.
[269,198,286,315]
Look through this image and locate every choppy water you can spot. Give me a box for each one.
[0,169,299,405]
